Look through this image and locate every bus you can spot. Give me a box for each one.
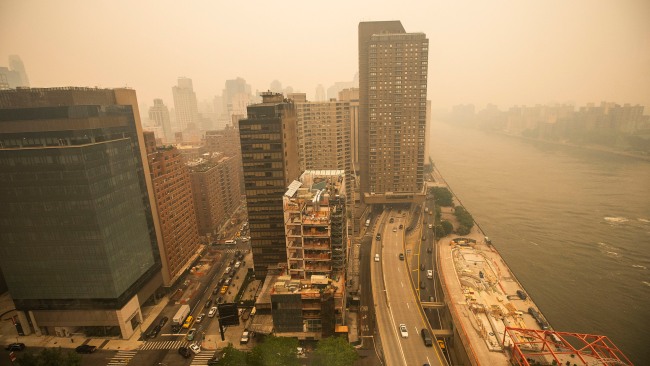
[182,315,194,329]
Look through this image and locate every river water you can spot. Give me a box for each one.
[429,121,650,364]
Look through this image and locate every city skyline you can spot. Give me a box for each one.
[1,0,648,111]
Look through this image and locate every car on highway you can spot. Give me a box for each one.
[374,253,380,262]
[392,227,397,232]
[427,270,433,279]
[399,224,403,229]
[209,306,218,317]
[376,233,381,241]
[399,324,409,338]
[428,224,433,229]
[5,343,25,351]
[189,343,201,354]
[427,246,432,253]
[389,217,394,223]
[216,296,224,304]
[240,330,250,344]
[221,285,228,294]
[205,299,212,308]
[422,235,427,241]
[399,253,404,260]
[75,345,97,354]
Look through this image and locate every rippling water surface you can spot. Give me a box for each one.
[430,121,650,364]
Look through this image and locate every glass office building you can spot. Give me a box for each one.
[0,88,162,338]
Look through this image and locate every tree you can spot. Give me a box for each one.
[17,347,81,366]
[216,344,248,366]
[441,220,454,237]
[312,336,358,366]
[429,187,453,207]
[453,205,474,232]
[249,336,299,366]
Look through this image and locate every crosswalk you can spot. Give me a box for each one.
[139,340,189,350]
[107,350,137,366]
[191,351,216,366]
[222,248,239,254]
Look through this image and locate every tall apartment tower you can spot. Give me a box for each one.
[148,98,173,143]
[239,92,300,279]
[0,87,163,339]
[172,77,199,132]
[144,132,200,286]
[359,21,429,204]
[293,95,353,207]
[338,88,359,170]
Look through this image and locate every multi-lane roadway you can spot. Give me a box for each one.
[371,210,446,366]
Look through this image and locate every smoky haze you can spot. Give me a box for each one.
[1,0,649,110]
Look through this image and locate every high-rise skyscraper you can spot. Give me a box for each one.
[172,77,199,132]
[293,94,353,207]
[148,98,173,142]
[0,87,163,339]
[239,92,300,278]
[0,55,30,89]
[358,21,429,204]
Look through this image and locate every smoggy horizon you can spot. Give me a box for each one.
[1,0,649,112]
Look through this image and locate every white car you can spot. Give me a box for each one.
[208,306,218,318]
[399,324,408,338]
[195,313,205,323]
[189,343,201,354]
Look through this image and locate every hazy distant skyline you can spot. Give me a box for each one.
[1,0,649,111]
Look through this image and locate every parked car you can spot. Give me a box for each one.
[147,325,161,338]
[399,224,403,229]
[209,306,218,317]
[399,253,404,260]
[399,324,409,338]
[75,345,97,354]
[159,316,168,328]
[389,217,394,223]
[240,330,250,344]
[189,343,201,354]
[5,343,25,351]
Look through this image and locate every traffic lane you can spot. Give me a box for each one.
[383,220,444,366]
[371,213,405,366]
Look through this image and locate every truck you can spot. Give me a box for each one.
[172,304,190,332]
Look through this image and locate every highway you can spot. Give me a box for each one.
[371,210,445,366]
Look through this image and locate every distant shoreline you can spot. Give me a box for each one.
[492,130,650,162]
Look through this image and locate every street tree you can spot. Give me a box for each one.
[17,347,81,366]
[216,344,248,366]
[312,336,358,366]
[249,336,299,366]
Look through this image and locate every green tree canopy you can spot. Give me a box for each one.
[249,336,299,366]
[17,347,81,366]
[454,205,474,231]
[312,336,358,366]
[441,220,454,237]
[216,344,248,366]
[429,187,454,207]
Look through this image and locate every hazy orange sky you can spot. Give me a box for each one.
[1,0,649,111]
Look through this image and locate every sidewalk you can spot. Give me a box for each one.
[0,292,169,352]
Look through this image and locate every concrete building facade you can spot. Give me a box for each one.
[0,87,163,339]
[172,77,199,133]
[148,98,173,143]
[144,132,200,287]
[359,21,429,204]
[187,153,241,237]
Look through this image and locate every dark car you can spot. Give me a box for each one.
[147,325,161,338]
[389,217,394,223]
[205,299,212,308]
[420,263,425,271]
[427,246,432,253]
[178,346,192,358]
[217,296,224,304]
[399,253,404,260]
[75,345,97,354]
[159,316,168,328]
[5,343,25,351]
[399,224,403,229]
